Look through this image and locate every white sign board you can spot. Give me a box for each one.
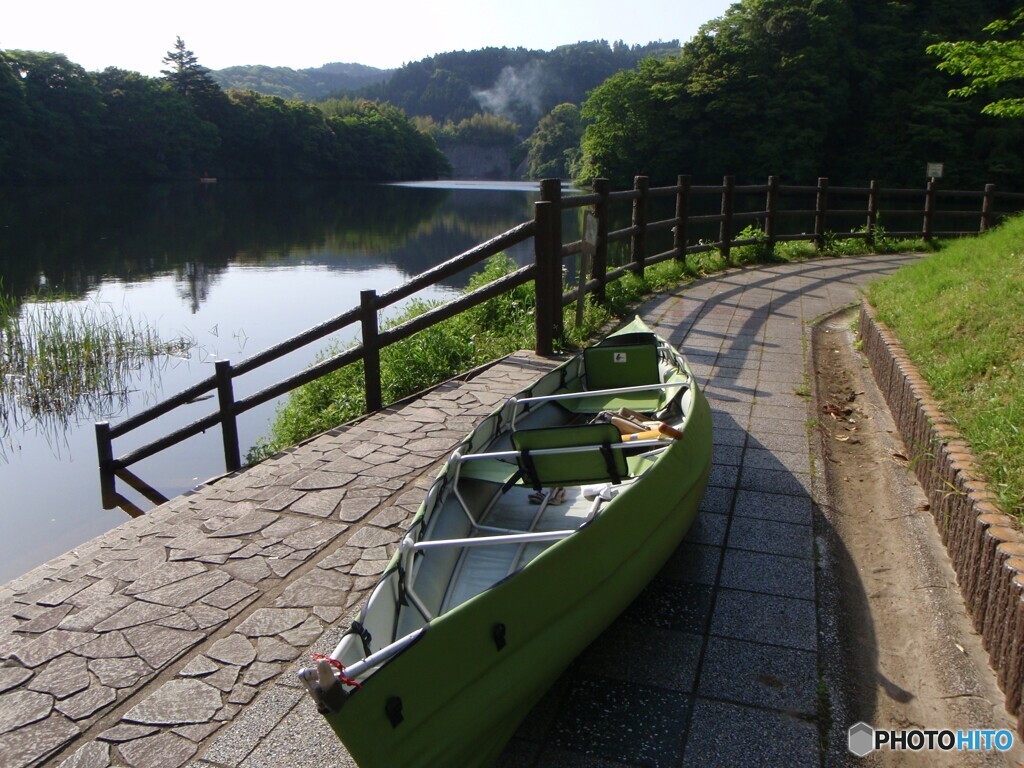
[583,211,598,251]
[577,212,598,328]
[927,162,944,179]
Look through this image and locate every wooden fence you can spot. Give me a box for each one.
[95,175,1024,511]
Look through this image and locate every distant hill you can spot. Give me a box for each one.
[361,41,681,131]
[209,40,684,181]
[212,40,681,133]
[211,62,392,101]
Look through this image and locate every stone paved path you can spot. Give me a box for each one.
[0,255,918,767]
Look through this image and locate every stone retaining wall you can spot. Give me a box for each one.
[858,301,1024,735]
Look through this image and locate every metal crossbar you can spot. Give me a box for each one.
[410,529,577,551]
[508,381,688,428]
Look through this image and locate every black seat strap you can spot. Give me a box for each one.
[519,448,541,491]
[501,467,525,493]
[599,442,621,485]
[350,620,373,655]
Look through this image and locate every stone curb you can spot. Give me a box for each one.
[858,300,1024,735]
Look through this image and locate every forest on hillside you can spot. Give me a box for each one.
[571,0,1024,188]
[211,40,683,179]
[359,41,681,129]
[0,42,448,182]
[211,61,392,101]
[3,1,1024,188]
[214,2,1024,190]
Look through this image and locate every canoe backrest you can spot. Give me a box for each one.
[583,341,660,391]
[511,423,628,488]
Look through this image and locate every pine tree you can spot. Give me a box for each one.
[161,37,219,100]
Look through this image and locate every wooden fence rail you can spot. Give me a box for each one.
[95,175,1024,511]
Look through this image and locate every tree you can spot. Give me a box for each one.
[928,9,1024,118]
[576,0,1024,188]
[578,57,693,185]
[162,38,220,99]
[1,50,105,179]
[0,51,31,176]
[161,37,230,129]
[439,112,519,147]
[524,103,583,179]
[95,67,217,178]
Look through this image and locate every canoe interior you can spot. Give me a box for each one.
[342,339,693,662]
[310,320,714,768]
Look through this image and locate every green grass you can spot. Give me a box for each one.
[247,255,615,463]
[868,215,1024,520]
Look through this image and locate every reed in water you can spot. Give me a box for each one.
[0,285,193,451]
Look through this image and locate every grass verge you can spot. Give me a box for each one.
[249,230,931,464]
[247,255,610,463]
[868,215,1024,520]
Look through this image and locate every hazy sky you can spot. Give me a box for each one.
[4,0,735,75]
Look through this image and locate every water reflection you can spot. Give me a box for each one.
[0,180,548,583]
[0,181,543,308]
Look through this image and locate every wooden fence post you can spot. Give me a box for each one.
[95,421,116,509]
[592,178,610,304]
[923,179,936,242]
[214,360,241,473]
[540,179,564,343]
[867,180,879,246]
[360,290,383,413]
[765,175,779,252]
[982,183,996,232]
[631,175,649,276]
[814,177,829,249]
[720,175,735,264]
[534,200,557,355]
[674,174,691,266]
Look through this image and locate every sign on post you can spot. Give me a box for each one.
[577,212,598,328]
[927,162,944,180]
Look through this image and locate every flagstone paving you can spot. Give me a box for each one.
[0,255,919,767]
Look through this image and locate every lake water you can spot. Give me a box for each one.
[0,180,562,583]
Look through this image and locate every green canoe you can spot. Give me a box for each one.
[298,317,713,767]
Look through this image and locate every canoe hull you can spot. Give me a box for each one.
[324,378,713,767]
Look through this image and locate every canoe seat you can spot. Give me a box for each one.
[584,341,660,390]
[511,423,628,489]
[559,338,667,414]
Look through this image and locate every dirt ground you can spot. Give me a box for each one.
[811,308,1023,767]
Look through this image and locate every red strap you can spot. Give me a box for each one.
[312,653,363,689]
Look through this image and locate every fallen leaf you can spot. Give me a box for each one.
[822,402,852,420]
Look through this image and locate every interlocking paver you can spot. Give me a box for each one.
[548,676,691,767]
[681,699,819,767]
[698,635,818,714]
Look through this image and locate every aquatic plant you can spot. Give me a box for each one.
[0,285,194,456]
